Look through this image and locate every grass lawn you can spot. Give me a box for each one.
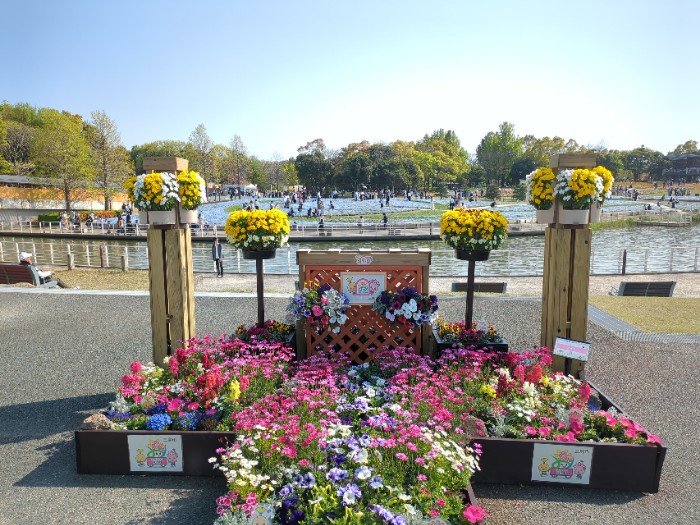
[589,296,700,333]
[56,269,150,290]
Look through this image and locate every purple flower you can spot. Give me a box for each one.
[337,483,362,506]
[326,467,348,483]
[369,476,383,489]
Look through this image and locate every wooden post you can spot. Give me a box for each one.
[541,153,596,376]
[144,157,196,365]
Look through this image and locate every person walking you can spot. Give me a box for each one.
[212,238,224,277]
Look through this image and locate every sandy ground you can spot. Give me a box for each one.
[194,271,700,297]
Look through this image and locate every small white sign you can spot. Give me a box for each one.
[248,503,275,525]
[127,434,183,472]
[531,442,593,484]
[341,273,385,304]
[553,337,590,362]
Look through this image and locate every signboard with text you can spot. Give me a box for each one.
[553,337,590,362]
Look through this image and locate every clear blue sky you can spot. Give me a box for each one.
[6,0,698,160]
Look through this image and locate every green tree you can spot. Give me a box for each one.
[476,122,521,186]
[31,109,94,212]
[87,110,133,209]
[188,123,214,181]
[621,146,664,180]
[415,129,469,193]
[596,150,624,178]
[130,140,189,172]
[669,140,698,155]
[521,135,567,166]
[508,157,536,186]
[281,161,299,189]
[295,139,333,194]
[229,135,249,188]
[0,120,35,176]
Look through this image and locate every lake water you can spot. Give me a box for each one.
[2,224,698,276]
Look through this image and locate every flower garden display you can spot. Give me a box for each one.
[439,208,509,258]
[440,208,509,327]
[176,169,207,224]
[225,208,291,324]
[526,167,556,224]
[433,319,508,353]
[287,283,350,334]
[224,208,290,256]
[588,166,615,223]
[231,320,294,344]
[124,172,180,225]
[553,168,604,225]
[76,336,666,497]
[372,286,439,329]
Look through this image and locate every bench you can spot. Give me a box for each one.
[451,282,508,294]
[616,281,676,297]
[0,263,59,288]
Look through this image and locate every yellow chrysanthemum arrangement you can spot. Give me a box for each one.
[554,168,604,210]
[177,170,207,210]
[525,167,556,210]
[440,208,509,252]
[590,165,614,202]
[124,172,179,211]
[224,208,291,250]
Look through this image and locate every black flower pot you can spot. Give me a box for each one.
[242,248,277,260]
[454,249,491,261]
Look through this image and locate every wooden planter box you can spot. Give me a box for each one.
[75,430,235,476]
[471,382,666,493]
[433,329,509,354]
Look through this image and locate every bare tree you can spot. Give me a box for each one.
[88,110,133,209]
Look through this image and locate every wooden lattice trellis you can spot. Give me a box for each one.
[296,250,432,363]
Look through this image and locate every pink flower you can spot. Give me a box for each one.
[395,452,409,461]
[646,434,664,445]
[417,474,427,481]
[436,498,445,507]
[415,457,426,465]
[188,402,200,411]
[538,426,552,438]
[463,505,489,523]
[130,362,142,374]
[570,419,584,435]
[524,425,537,436]
[311,305,323,317]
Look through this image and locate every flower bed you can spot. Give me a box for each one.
[76,336,665,523]
[433,319,508,353]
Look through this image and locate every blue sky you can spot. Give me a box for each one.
[5,1,698,160]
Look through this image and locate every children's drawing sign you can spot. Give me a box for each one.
[341,273,385,304]
[531,443,593,484]
[553,337,590,362]
[127,435,183,472]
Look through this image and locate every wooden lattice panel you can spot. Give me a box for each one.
[304,265,424,363]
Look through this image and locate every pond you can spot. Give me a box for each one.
[2,224,698,277]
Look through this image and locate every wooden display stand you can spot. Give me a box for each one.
[144,157,196,365]
[296,249,431,363]
[541,153,596,375]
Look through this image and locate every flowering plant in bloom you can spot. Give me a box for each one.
[590,165,614,202]
[372,287,439,329]
[286,283,350,333]
[554,168,604,210]
[224,209,290,251]
[104,336,295,431]
[124,172,180,211]
[213,351,485,525]
[232,320,294,344]
[177,170,207,209]
[435,318,503,346]
[525,167,556,210]
[440,208,508,252]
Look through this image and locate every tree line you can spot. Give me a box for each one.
[1,101,697,211]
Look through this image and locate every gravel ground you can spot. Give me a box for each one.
[0,290,698,524]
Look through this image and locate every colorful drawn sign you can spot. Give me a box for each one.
[341,272,386,304]
[127,435,183,472]
[531,442,593,484]
[248,503,275,525]
[553,337,590,361]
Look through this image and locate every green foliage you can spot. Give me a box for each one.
[669,140,698,155]
[129,140,189,172]
[512,183,527,201]
[508,157,536,186]
[476,122,522,186]
[31,109,94,211]
[295,150,332,194]
[484,184,501,200]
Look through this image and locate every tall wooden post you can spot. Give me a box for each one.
[144,157,196,365]
[541,153,596,376]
